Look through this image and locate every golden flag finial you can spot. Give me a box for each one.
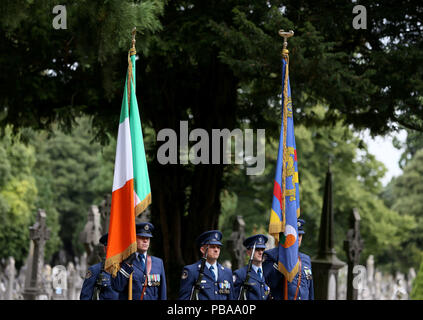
[130,27,137,56]
[278,30,294,58]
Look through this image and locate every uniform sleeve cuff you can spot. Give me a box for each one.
[119,263,134,278]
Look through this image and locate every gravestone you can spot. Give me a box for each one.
[407,268,416,295]
[41,264,53,299]
[99,194,112,234]
[67,262,77,300]
[226,215,246,270]
[22,209,50,300]
[79,205,102,266]
[51,265,67,300]
[343,208,364,300]
[374,271,383,300]
[5,257,15,300]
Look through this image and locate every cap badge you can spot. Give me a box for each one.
[215,233,218,239]
[144,224,149,231]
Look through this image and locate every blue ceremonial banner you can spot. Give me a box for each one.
[268,57,300,283]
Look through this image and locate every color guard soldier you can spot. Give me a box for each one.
[287,218,314,300]
[179,230,234,300]
[233,234,271,300]
[112,222,167,300]
[80,233,119,300]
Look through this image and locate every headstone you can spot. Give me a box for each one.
[40,264,53,300]
[51,265,67,300]
[99,194,112,233]
[374,271,383,300]
[226,215,246,270]
[343,208,364,300]
[22,209,50,300]
[4,257,15,300]
[79,205,102,266]
[67,262,77,300]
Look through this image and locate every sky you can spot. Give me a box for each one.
[360,129,407,186]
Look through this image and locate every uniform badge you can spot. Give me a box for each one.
[144,224,149,231]
[85,270,93,279]
[181,270,188,280]
[215,233,218,239]
[233,275,237,283]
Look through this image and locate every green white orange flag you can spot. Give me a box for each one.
[105,48,151,277]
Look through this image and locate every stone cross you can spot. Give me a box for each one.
[226,215,246,270]
[343,208,364,300]
[23,209,50,300]
[99,194,112,234]
[79,205,102,266]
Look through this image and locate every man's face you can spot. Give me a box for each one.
[136,236,150,253]
[201,244,221,260]
[247,248,265,263]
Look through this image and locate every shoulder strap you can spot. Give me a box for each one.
[140,256,152,300]
[293,256,302,300]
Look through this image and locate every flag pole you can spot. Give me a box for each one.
[127,27,137,301]
[278,29,294,300]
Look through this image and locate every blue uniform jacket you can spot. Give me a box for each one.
[179,260,234,300]
[233,265,271,300]
[262,247,285,300]
[80,262,119,300]
[287,252,314,300]
[112,255,167,300]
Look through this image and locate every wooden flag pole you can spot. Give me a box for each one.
[129,273,133,300]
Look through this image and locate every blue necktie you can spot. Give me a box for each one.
[209,265,216,281]
[257,268,262,279]
[139,254,145,272]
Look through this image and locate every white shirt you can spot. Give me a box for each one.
[252,264,263,278]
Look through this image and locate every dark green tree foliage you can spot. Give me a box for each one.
[387,149,423,271]
[32,118,116,259]
[0,0,164,140]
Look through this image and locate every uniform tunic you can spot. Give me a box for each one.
[112,255,167,300]
[233,265,271,300]
[179,260,234,300]
[287,252,314,300]
[80,262,119,300]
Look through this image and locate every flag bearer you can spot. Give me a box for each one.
[287,218,314,300]
[112,222,167,300]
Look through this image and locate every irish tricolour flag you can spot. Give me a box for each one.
[105,52,151,277]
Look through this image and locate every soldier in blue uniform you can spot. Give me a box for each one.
[179,230,234,300]
[287,219,314,300]
[80,233,119,300]
[112,222,167,300]
[262,219,314,300]
[233,234,271,300]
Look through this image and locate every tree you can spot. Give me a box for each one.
[386,149,423,271]
[2,1,423,297]
[0,127,61,268]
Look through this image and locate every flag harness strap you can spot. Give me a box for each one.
[140,256,152,300]
[293,257,302,300]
